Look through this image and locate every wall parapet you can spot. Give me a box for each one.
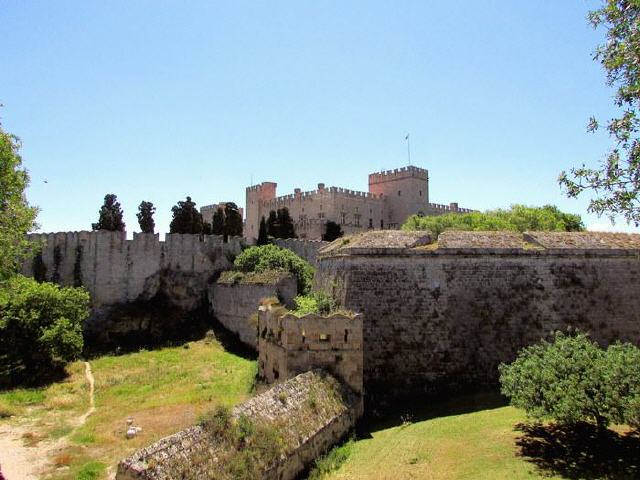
[318,230,640,258]
[258,305,364,397]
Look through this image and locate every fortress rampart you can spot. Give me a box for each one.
[316,230,640,399]
[21,231,245,345]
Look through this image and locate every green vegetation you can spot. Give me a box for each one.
[322,220,344,242]
[92,194,125,231]
[136,200,156,233]
[170,196,204,234]
[292,291,338,316]
[266,207,296,239]
[560,1,640,225]
[402,204,584,237]
[217,269,287,285]
[308,438,354,479]
[233,244,314,293]
[0,339,256,480]
[500,331,640,431]
[192,405,285,479]
[0,120,38,280]
[0,275,90,385]
[322,393,539,480]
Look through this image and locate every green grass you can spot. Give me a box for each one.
[0,338,257,480]
[319,394,559,480]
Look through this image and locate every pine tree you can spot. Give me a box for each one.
[257,216,269,245]
[136,201,156,233]
[169,196,203,234]
[211,207,225,235]
[92,194,125,231]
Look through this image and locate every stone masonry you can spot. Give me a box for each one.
[316,230,640,399]
[257,305,364,402]
[209,274,297,348]
[117,371,360,480]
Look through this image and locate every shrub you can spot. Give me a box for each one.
[292,291,337,316]
[0,275,90,385]
[499,331,640,431]
[233,244,314,294]
[403,204,584,238]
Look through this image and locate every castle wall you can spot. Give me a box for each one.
[209,275,297,348]
[273,238,329,266]
[316,230,640,398]
[245,167,474,241]
[22,231,245,344]
[117,371,359,480]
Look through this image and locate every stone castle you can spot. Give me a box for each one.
[244,165,474,241]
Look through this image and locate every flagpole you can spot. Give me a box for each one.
[406,133,411,165]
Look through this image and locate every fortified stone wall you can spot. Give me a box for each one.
[258,305,364,399]
[117,371,360,480]
[273,238,329,266]
[209,274,297,348]
[21,231,245,344]
[316,230,640,398]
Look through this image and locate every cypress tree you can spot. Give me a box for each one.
[92,194,125,231]
[257,216,269,245]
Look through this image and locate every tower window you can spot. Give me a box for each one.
[419,190,422,196]
[398,190,401,196]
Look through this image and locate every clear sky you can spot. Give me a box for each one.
[2,0,638,235]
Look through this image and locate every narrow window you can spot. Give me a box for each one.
[398,190,401,196]
[344,329,349,342]
[419,190,422,196]
[369,218,373,228]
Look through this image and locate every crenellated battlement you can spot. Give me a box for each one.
[425,202,476,214]
[368,165,428,184]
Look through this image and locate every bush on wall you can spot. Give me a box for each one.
[0,275,90,385]
[233,244,314,294]
[403,204,585,238]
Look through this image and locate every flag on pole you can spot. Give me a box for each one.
[405,133,409,140]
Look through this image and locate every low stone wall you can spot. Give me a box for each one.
[116,371,359,480]
[273,238,328,266]
[316,230,640,398]
[209,274,297,348]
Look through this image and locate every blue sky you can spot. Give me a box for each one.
[2,0,637,234]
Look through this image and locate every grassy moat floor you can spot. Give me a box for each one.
[2,341,639,480]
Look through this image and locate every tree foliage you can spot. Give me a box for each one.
[257,216,269,245]
[402,204,584,238]
[223,202,243,238]
[212,207,225,235]
[136,200,156,233]
[0,275,90,385]
[92,194,125,232]
[559,1,640,225]
[322,221,344,241]
[265,208,296,239]
[499,331,640,431]
[0,123,38,280]
[233,244,314,293]
[170,196,203,234]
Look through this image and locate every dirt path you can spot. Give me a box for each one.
[0,361,96,480]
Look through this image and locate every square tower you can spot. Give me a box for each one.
[368,166,429,228]
[245,182,277,241]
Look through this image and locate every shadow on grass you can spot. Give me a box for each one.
[516,422,640,479]
[358,389,507,437]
